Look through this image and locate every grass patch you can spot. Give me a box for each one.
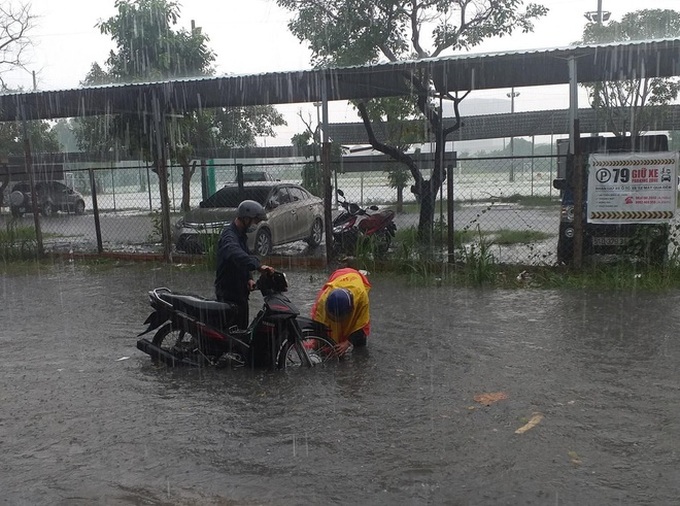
[0,222,39,261]
[491,229,553,245]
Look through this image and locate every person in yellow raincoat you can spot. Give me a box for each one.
[311,267,371,356]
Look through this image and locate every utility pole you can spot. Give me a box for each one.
[507,87,520,182]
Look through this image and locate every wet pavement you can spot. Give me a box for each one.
[2,261,680,505]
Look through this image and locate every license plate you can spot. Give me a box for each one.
[591,236,629,246]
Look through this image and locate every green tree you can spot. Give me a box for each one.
[76,0,285,212]
[361,97,420,213]
[0,120,60,156]
[580,9,680,137]
[277,0,547,242]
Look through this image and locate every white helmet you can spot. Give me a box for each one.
[237,200,267,220]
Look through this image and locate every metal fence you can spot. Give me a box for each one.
[0,154,565,265]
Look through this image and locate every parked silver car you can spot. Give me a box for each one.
[174,182,324,256]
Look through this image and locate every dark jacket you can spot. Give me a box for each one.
[214,222,262,303]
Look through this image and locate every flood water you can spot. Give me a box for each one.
[2,261,680,505]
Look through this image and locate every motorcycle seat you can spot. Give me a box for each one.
[160,292,238,327]
[358,209,395,231]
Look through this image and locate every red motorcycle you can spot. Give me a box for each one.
[332,189,397,258]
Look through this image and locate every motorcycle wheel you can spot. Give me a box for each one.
[276,335,339,369]
[151,324,205,367]
[372,230,392,259]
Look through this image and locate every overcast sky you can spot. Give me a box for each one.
[5,0,680,144]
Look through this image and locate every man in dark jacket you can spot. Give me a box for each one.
[215,200,274,329]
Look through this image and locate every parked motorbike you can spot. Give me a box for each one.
[136,271,337,369]
[332,189,397,258]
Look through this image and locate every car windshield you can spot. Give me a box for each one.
[201,186,272,208]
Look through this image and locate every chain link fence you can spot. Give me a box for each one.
[335,154,561,265]
[0,153,569,265]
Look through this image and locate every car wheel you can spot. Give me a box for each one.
[255,228,272,256]
[306,218,323,247]
[74,200,85,215]
[9,191,25,208]
[41,200,56,217]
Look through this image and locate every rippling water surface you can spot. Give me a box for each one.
[2,261,680,505]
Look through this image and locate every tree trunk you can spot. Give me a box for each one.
[180,160,196,212]
[417,181,437,245]
[396,185,403,213]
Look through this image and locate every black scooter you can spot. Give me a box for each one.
[136,271,337,369]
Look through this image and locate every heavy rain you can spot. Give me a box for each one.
[2,0,680,504]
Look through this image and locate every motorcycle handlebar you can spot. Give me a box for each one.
[254,270,288,293]
[337,190,370,215]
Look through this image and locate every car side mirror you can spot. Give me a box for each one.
[268,199,279,209]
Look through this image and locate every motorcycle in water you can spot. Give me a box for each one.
[136,271,338,369]
[332,189,397,258]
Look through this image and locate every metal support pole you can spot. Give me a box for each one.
[507,87,520,183]
[531,135,535,196]
[447,161,455,265]
[572,120,584,269]
[320,78,333,264]
[89,167,103,253]
[568,58,579,156]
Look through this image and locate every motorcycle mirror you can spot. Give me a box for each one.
[337,189,345,197]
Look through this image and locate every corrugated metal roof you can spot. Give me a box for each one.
[0,39,678,122]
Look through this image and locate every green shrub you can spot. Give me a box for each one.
[0,221,38,260]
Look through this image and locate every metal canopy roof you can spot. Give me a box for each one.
[0,39,679,122]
